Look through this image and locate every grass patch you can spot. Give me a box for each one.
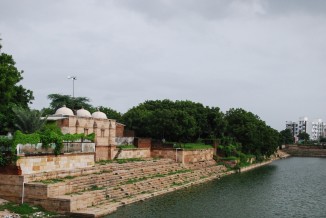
[220,156,238,161]
[171,181,186,186]
[37,175,76,184]
[167,169,192,175]
[96,158,144,165]
[119,170,192,185]
[38,178,64,184]
[0,202,57,217]
[124,177,148,184]
[174,143,213,150]
[90,185,104,191]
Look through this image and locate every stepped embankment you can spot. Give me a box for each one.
[17,158,227,217]
[283,145,326,157]
[0,151,290,218]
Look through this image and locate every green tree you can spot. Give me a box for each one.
[224,108,280,156]
[320,137,326,143]
[280,129,294,145]
[297,132,310,144]
[12,107,47,134]
[122,99,226,142]
[0,39,34,134]
[45,94,92,114]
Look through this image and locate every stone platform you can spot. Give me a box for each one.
[2,158,227,217]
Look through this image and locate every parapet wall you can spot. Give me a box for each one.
[182,149,214,163]
[16,153,95,175]
[114,148,151,159]
[151,148,214,163]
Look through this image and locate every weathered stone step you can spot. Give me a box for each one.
[71,165,227,217]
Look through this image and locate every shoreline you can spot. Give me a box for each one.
[85,153,290,217]
[1,152,290,218]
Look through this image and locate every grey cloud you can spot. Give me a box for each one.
[0,0,325,131]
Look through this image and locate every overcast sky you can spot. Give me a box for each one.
[1,0,325,131]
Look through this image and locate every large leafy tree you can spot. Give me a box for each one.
[122,99,226,142]
[0,39,34,134]
[224,108,280,156]
[297,132,310,144]
[280,129,294,145]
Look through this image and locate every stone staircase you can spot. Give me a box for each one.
[23,158,227,217]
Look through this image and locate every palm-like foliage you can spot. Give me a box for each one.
[13,107,47,134]
[47,94,92,111]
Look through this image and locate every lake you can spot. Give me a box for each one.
[106,157,326,218]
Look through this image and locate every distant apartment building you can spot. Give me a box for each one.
[286,117,326,141]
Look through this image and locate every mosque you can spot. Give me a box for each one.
[47,105,123,161]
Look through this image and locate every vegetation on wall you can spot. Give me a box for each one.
[12,124,95,156]
[0,136,16,166]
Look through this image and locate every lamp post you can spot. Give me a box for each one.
[67,76,77,98]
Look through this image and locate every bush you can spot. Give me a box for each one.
[0,136,16,166]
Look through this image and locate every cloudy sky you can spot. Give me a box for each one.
[0,0,325,130]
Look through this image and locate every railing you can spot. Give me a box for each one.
[116,137,134,146]
[16,142,95,155]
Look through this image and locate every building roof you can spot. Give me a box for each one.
[55,105,74,116]
[77,108,92,118]
[92,110,107,119]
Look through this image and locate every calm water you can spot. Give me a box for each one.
[106,157,326,218]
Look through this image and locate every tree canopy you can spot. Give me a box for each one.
[220,108,280,156]
[280,129,294,145]
[0,39,34,134]
[297,132,310,143]
[122,99,226,142]
[47,94,92,113]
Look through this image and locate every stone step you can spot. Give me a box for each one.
[70,165,227,217]
[24,159,227,215]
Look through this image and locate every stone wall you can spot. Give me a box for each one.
[16,153,95,175]
[114,148,151,159]
[182,149,214,163]
[134,138,151,148]
[0,175,24,202]
[95,146,109,161]
[283,145,326,157]
[151,148,177,161]
[151,148,214,163]
[116,123,124,137]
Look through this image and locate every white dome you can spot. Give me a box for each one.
[77,108,91,117]
[92,111,107,119]
[55,105,74,116]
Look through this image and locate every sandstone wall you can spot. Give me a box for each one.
[115,148,151,159]
[151,148,213,163]
[134,138,151,148]
[182,149,214,163]
[96,146,109,161]
[16,153,95,175]
[151,148,177,161]
[0,175,24,202]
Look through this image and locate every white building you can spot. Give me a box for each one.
[286,117,326,141]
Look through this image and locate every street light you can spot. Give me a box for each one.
[67,76,77,98]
